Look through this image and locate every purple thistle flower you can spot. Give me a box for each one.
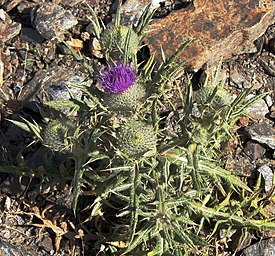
[100,62,136,94]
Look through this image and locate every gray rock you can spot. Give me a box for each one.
[55,0,84,7]
[229,67,251,89]
[243,238,275,256]
[31,3,78,40]
[17,67,88,114]
[246,121,275,150]
[20,27,45,43]
[0,239,33,256]
[257,165,274,192]
[118,0,161,26]
[37,233,54,253]
[269,38,275,54]
[246,94,269,120]
[18,67,84,102]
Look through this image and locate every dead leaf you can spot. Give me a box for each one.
[66,38,83,52]
[91,37,103,58]
[24,205,68,253]
[86,0,100,7]
[238,116,250,127]
[106,240,129,248]
[0,56,4,87]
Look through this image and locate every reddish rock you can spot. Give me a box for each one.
[145,0,275,71]
[0,9,21,44]
[243,140,266,161]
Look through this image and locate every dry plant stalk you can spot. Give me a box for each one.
[0,51,4,87]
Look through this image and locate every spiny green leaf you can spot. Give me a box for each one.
[86,3,102,39]
[7,119,32,133]
[134,3,155,37]
[122,224,156,255]
[129,162,140,244]
[171,221,197,250]
[8,118,42,141]
[46,99,80,111]
[72,157,86,215]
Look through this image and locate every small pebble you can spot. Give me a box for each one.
[20,27,45,43]
[257,165,274,192]
[264,94,273,107]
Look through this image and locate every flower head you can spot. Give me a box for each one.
[100,26,140,61]
[117,120,157,158]
[42,119,75,152]
[104,84,146,112]
[100,62,136,94]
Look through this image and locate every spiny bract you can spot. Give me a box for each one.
[117,120,157,158]
[104,84,147,112]
[100,26,140,61]
[41,119,75,151]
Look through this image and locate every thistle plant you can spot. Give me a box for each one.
[7,3,275,256]
[177,65,265,157]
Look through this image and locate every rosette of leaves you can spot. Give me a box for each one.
[117,120,157,158]
[41,119,76,152]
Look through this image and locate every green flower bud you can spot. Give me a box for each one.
[104,84,146,112]
[100,26,140,61]
[41,119,75,152]
[117,120,157,158]
[195,86,232,110]
[193,128,209,145]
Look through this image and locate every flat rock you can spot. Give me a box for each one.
[0,9,21,43]
[243,238,275,256]
[19,27,45,43]
[244,140,266,161]
[120,0,161,25]
[257,165,274,192]
[0,239,33,256]
[246,121,275,149]
[17,67,86,114]
[53,0,84,6]
[31,3,78,40]
[246,94,269,120]
[144,0,275,71]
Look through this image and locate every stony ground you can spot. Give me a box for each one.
[0,0,274,255]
